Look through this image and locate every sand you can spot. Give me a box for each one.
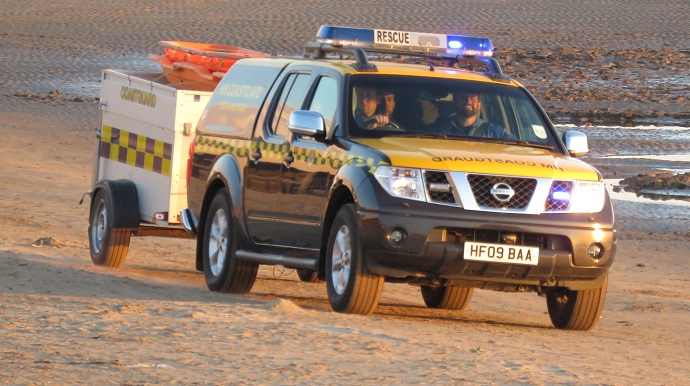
[1,1,689,384]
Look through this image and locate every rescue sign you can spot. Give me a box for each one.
[374,29,410,45]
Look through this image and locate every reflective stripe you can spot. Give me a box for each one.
[100,125,172,176]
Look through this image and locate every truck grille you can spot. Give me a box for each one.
[424,171,456,204]
[440,228,573,254]
[545,180,573,211]
[445,228,544,248]
[467,174,537,209]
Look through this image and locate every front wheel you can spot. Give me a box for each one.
[420,285,473,310]
[88,190,131,268]
[546,274,608,330]
[326,204,384,315]
[202,189,258,294]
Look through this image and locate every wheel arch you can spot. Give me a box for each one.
[195,154,244,271]
[318,185,355,279]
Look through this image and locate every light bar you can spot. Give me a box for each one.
[315,25,494,57]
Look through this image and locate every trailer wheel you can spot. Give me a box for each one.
[202,188,258,294]
[326,204,384,315]
[420,285,473,310]
[88,189,131,268]
[296,268,322,283]
[546,273,608,330]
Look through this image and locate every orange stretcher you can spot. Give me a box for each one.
[150,41,268,91]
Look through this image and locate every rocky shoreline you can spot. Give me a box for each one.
[495,48,690,127]
[618,171,690,192]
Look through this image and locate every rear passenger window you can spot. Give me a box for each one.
[197,63,281,138]
[271,73,311,137]
[308,77,338,131]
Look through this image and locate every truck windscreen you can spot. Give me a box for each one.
[347,75,557,149]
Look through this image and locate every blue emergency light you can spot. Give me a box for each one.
[315,25,494,57]
[551,191,571,201]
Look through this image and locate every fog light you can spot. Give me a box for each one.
[387,228,408,247]
[587,242,605,261]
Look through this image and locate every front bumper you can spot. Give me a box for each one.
[357,203,616,291]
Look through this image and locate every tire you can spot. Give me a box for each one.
[546,274,608,331]
[325,204,384,315]
[88,189,131,268]
[420,285,474,310]
[202,189,258,294]
[296,268,322,283]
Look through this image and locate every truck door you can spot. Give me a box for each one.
[274,73,340,249]
[243,71,313,245]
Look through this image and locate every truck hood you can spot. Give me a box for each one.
[352,137,599,180]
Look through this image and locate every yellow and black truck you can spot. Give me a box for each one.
[91,26,616,330]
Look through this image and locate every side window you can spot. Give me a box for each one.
[308,77,338,131]
[271,73,311,137]
[197,63,281,138]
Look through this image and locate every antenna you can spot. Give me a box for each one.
[420,43,435,71]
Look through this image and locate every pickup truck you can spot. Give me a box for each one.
[90,26,616,330]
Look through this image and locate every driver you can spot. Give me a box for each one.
[354,87,389,129]
[377,89,396,120]
[434,91,516,139]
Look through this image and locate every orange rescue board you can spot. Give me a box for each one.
[151,41,268,91]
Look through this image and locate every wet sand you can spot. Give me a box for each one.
[1,1,690,384]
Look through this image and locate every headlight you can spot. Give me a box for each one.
[568,181,606,213]
[374,166,426,201]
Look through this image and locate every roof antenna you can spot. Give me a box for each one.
[419,43,434,71]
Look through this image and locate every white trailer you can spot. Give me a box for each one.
[85,70,212,267]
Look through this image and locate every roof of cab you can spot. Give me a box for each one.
[234,56,520,87]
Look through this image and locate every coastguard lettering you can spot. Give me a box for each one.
[541,163,564,171]
[429,156,537,167]
[217,84,264,99]
[120,86,156,107]
[375,30,410,45]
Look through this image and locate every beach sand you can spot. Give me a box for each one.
[1,1,689,384]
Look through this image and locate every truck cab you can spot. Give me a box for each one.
[181,26,616,330]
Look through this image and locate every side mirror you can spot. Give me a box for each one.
[288,110,326,138]
[563,130,588,157]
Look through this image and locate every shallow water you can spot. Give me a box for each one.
[555,124,690,142]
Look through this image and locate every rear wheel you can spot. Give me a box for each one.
[326,204,384,315]
[296,268,322,283]
[88,190,131,268]
[420,285,473,310]
[202,189,258,294]
[546,274,608,330]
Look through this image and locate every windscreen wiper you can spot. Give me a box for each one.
[500,140,554,151]
[389,133,456,140]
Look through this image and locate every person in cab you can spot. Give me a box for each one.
[434,91,517,139]
[353,86,391,129]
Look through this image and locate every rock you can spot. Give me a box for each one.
[31,237,66,247]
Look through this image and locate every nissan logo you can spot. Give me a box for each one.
[490,182,515,202]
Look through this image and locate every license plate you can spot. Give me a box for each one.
[463,242,539,265]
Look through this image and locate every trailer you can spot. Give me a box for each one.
[85,70,212,267]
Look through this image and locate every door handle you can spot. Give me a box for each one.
[250,151,262,164]
[283,153,294,163]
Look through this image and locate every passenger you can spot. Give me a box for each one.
[354,87,389,129]
[434,92,517,139]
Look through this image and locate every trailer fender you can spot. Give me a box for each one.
[92,179,140,229]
